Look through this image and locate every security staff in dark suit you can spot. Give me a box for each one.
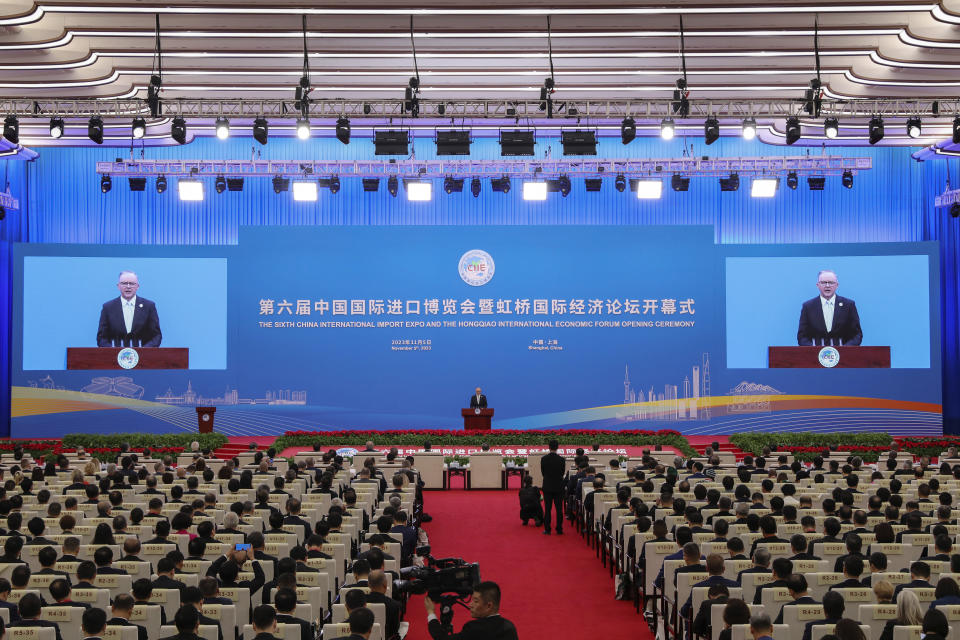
[425,581,518,640]
[540,439,567,536]
[469,387,487,409]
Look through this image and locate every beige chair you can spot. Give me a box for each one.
[741,572,776,604]
[412,452,445,490]
[0,608,8,625]
[101,626,138,640]
[241,624,301,640]
[159,625,219,640]
[710,602,764,640]
[779,603,825,640]
[40,606,84,640]
[93,573,133,599]
[220,587,252,629]
[321,622,381,640]
[148,589,181,622]
[130,603,163,640]
[892,627,923,640]
[6,626,56,640]
[731,623,790,640]
[201,603,237,636]
[70,587,111,610]
[858,604,898,640]
[466,453,504,490]
[811,625,872,640]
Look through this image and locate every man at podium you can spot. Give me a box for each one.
[797,269,862,346]
[469,387,487,409]
[96,270,163,347]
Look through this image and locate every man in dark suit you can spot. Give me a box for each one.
[96,270,162,347]
[774,574,819,624]
[329,608,376,640]
[107,594,149,640]
[540,440,566,536]
[469,387,487,409]
[81,607,108,640]
[801,591,844,640]
[797,270,862,346]
[158,604,203,640]
[365,571,401,639]
[9,592,64,640]
[274,589,312,640]
[425,581,518,640]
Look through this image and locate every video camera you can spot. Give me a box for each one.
[395,545,481,600]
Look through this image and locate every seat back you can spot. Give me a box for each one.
[6,626,56,640]
[760,586,793,622]
[241,624,301,640]
[149,589,181,622]
[711,604,763,640]
[321,622,382,640]
[731,623,791,640]
[780,603,825,640]
[858,604,897,640]
[201,603,237,635]
[467,453,503,490]
[740,572,776,604]
[892,626,923,640]
[40,606,84,640]
[219,587,252,629]
[130,604,163,640]
[102,626,139,640]
[412,453,445,490]
[70,588,111,610]
[159,625,219,640]
[811,624,872,640]
[831,587,876,606]
[93,573,133,599]
[691,587,744,617]
[807,573,843,600]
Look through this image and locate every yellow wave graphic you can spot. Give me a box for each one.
[11,386,179,417]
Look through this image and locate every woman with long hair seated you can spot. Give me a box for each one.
[879,589,923,640]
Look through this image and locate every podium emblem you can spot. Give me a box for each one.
[117,348,140,369]
[818,346,840,368]
[474,407,481,415]
[458,249,495,286]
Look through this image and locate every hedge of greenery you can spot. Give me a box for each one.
[274,429,697,457]
[729,432,960,463]
[61,433,228,451]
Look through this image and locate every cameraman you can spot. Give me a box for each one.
[424,581,519,639]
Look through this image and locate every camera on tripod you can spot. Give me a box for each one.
[394,545,481,600]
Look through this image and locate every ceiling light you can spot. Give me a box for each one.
[215,117,230,140]
[227,178,244,192]
[3,116,19,144]
[178,179,203,201]
[620,117,636,145]
[906,117,922,139]
[171,117,187,144]
[253,118,268,145]
[742,118,757,141]
[375,130,409,155]
[823,118,839,139]
[49,118,64,139]
[842,170,854,189]
[156,176,167,194]
[296,119,311,140]
[443,177,464,194]
[660,118,676,141]
[499,130,535,156]
[436,130,471,155]
[557,175,572,197]
[328,176,340,194]
[292,180,317,201]
[951,203,960,219]
[869,116,884,144]
[272,176,290,194]
[785,117,801,145]
[406,180,432,201]
[131,118,146,139]
[491,176,511,193]
[470,178,481,197]
[523,181,547,201]
[751,177,779,198]
[100,175,111,193]
[584,178,602,192]
[336,117,351,145]
[215,175,226,194]
[88,116,104,144]
[808,176,826,190]
[786,172,798,190]
[387,175,399,197]
[561,130,597,156]
[362,178,380,192]
[704,118,720,145]
[719,173,740,192]
[635,179,662,199]
[615,174,626,193]
[128,178,146,192]
[671,174,690,192]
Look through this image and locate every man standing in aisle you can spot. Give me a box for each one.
[540,439,566,536]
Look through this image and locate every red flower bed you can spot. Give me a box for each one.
[282,429,681,437]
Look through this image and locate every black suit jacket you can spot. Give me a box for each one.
[97,296,162,347]
[797,295,862,346]
[540,452,566,494]
[275,613,312,640]
[469,394,487,409]
[365,592,401,638]
[427,614,519,640]
[107,617,148,640]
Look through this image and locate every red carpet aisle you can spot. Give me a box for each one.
[403,489,654,640]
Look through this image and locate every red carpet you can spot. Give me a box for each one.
[403,486,654,640]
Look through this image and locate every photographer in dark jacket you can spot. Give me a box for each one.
[424,581,518,640]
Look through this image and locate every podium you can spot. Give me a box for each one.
[461,408,494,432]
[66,347,189,370]
[768,346,891,368]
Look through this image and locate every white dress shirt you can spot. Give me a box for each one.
[121,295,137,334]
[820,295,836,333]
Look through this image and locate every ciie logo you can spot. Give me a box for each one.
[117,347,140,370]
[818,346,841,368]
[458,249,495,287]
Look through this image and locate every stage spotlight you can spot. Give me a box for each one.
[742,118,757,140]
[704,118,720,145]
[523,181,547,201]
[906,117,922,139]
[491,176,511,193]
[584,178,603,192]
[128,178,146,192]
[443,177,464,194]
[88,116,104,144]
[807,176,826,191]
[387,175,399,197]
[131,118,146,139]
[615,174,626,193]
[786,172,798,190]
[253,118,269,145]
[751,177,779,198]
[635,179,662,200]
[215,175,226,194]
[178,179,204,201]
[336,116,351,145]
[362,178,380,192]
[171,117,187,144]
[406,180,432,202]
[951,203,960,218]
[272,176,290,194]
[3,115,19,144]
[842,170,853,189]
[49,118,64,139]
[719,173,740,192]
[620,117,636,145]
[823,118,839,139]
[869,116,884,144]
[100,175,112,193]
[329,176,340,194]
[227,178,244,192]
[292,181,318,201]
[296,119,311,140]
[215,117,230,140]
[557,175,572,197]
[660,118,675,141]
[156,175,167,194]
[954,116,960,145]
[470,177,481,197]
[785,117,801,145]
[671,174,690,192]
